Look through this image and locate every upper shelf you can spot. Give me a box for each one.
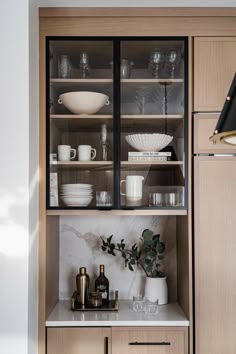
[50,161,183,171]
[50,114,184,131]
[50,78,113,83]
[121,78,184,84]
[50,78,184,84]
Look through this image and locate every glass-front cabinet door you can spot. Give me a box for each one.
[48,39,114,209]
[46,37,187,210]
[120,39,187,209]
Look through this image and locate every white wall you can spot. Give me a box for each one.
[0,1,29,354]
[38,0,236,7]
[0,1,38,354]
[28,1,39,354]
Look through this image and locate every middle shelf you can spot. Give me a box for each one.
[51,161,183,171]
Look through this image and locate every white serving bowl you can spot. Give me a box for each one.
[61,196,93,206]
[125,133,173,152]
[58,91,110,114]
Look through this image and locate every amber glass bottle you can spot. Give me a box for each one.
[95,264,109,304]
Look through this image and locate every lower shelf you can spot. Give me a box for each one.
[46,209,188,216]
[46,300,189,327]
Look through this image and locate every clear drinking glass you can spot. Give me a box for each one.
[96,191,112,207]
[143,299,159,314]
[58,54,72,78]
[135,89,151,114]
[79,51,90,78]
[132,295,144,312]
[149,193,164,207]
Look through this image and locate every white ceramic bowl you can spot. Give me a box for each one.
[61,196,93,206]
[125,133,173,152]
[58,91,110,114]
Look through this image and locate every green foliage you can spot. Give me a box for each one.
[101,229,165,278]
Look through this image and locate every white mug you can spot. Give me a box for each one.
[58,145,76,161]
[78,145,96,161]
[120,175,144,201]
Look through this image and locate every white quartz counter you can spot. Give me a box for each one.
[46,300,189,327]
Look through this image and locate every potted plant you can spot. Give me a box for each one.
[101,228,168,304]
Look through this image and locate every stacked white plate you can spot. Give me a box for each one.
[60,183,93,207]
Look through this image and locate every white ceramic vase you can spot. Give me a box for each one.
[144,276,168,305]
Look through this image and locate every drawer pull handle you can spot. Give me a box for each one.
[128,341,171,346]
[105,337,109,354]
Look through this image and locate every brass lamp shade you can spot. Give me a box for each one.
[210,73,236,145]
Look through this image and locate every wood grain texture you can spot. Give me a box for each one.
[194,114,236,154]
[39,7,236,18]
[46,209,187,216]
[47,327,111,354]
[112,327,188,354]
[46,216,59,318]
[40,17,236,37]
[194,156,236,354]
[194,37,236,111]
[39,33,60,354]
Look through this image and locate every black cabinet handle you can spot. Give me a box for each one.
[129,341,171,346]
[105,336,109,354]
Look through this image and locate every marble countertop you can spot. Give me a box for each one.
[46,300,189,327]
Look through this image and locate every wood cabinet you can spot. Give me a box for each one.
[194,156,236,354]
[112,327,188,354]
[47,327,111,354]
[193,113,236,154]
[194,37,236,111]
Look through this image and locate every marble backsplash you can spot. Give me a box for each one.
[59,215,177,301]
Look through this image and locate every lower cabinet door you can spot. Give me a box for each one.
[47,327,111,354]
[112,327,188,354]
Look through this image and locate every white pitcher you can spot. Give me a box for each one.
[120,175,144,204]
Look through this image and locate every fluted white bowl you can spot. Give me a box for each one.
[125,133,173,152]
[58,91,109,114]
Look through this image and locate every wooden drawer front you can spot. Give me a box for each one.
[112,327,188,354]
[47,327,111,354]
[194,37,236,111]
[194,114,236,154]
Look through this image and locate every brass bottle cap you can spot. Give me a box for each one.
[80,267,86,274]
[100,264,104,272]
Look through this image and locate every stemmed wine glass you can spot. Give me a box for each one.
[166,49,178,79]
[149,50,164,79]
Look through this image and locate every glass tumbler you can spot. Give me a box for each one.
[149,193,164,207]
[132,295,144,312]
[96,191,112,207]
[58,54,72,78]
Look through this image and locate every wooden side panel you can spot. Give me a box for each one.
[112,327,188,354]
[194,37,236,111]
[176,216,189,319]
[194,157,236,354]
[39,29,60,354]
[47,327,111,354]
[194,114,236,154]
[46,216,59,317]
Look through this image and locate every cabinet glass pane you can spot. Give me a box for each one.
[48,39,114,209]
[120,39,186,209]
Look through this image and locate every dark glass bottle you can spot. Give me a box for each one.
[95,264,109,304]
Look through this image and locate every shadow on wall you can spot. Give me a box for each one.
[0,167,38,344]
